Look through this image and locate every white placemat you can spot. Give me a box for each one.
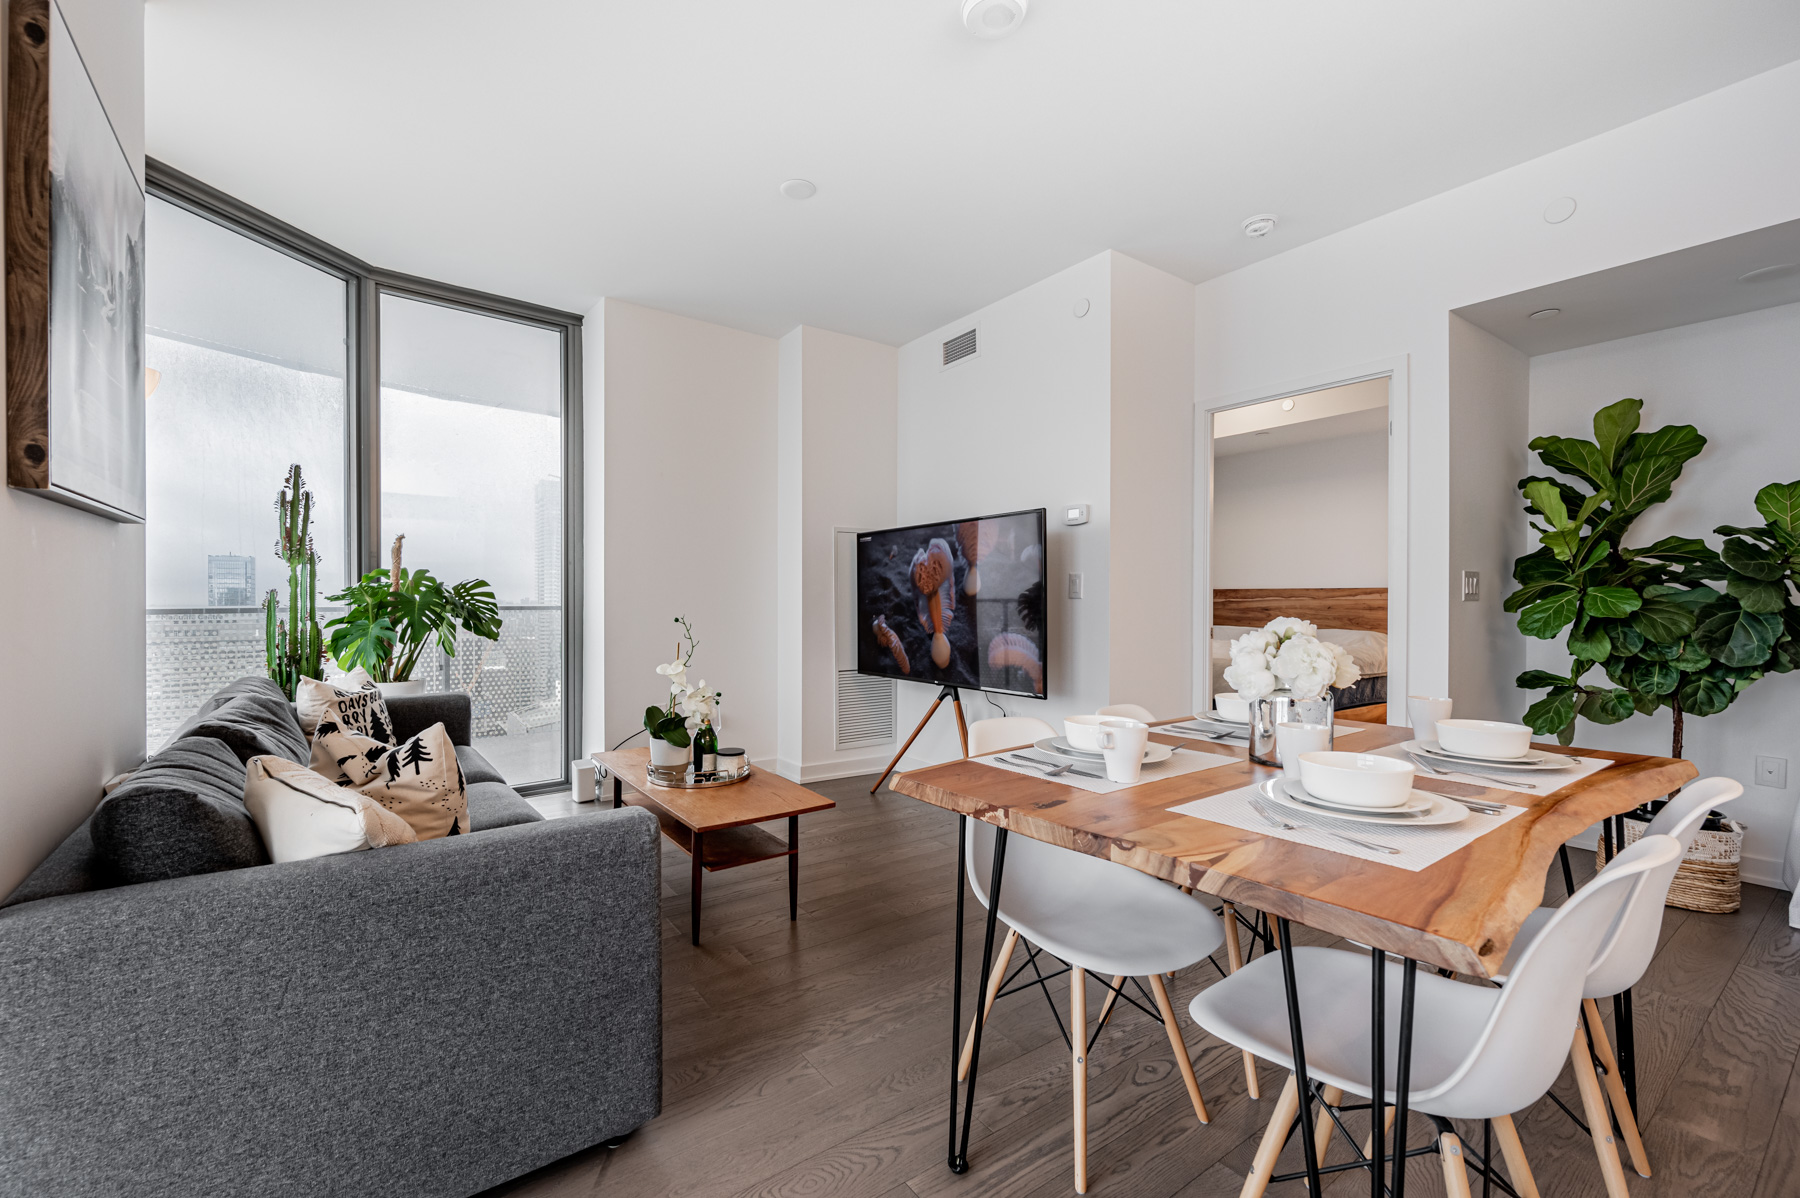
[1362,743,1613,795]
[1156,720,1385,749]
[974,746,1240,794]
[1168,781,1529,872]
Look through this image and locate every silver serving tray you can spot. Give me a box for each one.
[646,762,753,789]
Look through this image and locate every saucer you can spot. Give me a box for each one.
[1035,737,1173,765]
[1259,779,1469,826]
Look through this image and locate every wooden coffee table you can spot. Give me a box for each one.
[592,748,836,946]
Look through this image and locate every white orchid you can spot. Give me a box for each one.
[655,659,689,693]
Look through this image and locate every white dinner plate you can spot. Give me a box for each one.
[1404,739,1573,770]
[1259,779,1470,827]
[1034,737,1173,765]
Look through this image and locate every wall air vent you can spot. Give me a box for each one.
[941,326,980,368]
[835,670,896,749]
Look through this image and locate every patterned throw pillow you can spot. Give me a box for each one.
[243,756,419,863]
[310,720,468,839]
[297,675,394,741]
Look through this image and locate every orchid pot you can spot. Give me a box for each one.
[648,736,690,768]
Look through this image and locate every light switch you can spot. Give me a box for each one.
[1462,571,1480,602]
[1068,572,1084,599]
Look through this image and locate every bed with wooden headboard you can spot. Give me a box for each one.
[1210,587,1390,713]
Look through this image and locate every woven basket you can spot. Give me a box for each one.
[1596,815,1744,914]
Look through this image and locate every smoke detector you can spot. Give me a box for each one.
[1242,213,1278,238]
[963,0,1027,38]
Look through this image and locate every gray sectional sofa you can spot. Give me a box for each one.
[0,677,661,1198]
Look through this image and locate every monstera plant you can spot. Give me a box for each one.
[1506,399,1716,747]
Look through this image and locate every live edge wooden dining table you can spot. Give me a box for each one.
[888,717,1695,1197]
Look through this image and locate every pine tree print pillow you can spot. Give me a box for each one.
[297,676,395,741]
[309,720,468,839]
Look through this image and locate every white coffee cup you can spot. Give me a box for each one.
[1276,721,1333,788]
[1094,718,1149,785]
[1407,695,1453,739]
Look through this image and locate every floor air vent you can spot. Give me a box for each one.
[836,670,895,749]
[941,327,978,367]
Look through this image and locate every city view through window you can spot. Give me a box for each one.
[144,197,569,786]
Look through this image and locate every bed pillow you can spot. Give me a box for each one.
[1316,628,1388,675]
[301,677,396,743]
[243,756,418,863]
[310,721,468,840]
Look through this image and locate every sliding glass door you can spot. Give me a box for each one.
[142,163,581,790]
[143,196,350,747]
[379,294,566,787]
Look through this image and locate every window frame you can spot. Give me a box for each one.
[147,158,584,795]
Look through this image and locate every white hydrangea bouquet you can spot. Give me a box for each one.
[1222,617,1362,701]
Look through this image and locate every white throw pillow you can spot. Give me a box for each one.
[243,756,418,864]
[297,674,393,740]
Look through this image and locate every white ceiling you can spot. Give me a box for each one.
[144,1,1800,345]
[1214,379,1389,457]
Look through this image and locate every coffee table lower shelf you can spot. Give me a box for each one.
[627,792,794,872]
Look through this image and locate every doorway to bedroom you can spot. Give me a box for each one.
[1203,377,1393,722]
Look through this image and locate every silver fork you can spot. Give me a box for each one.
[1000,754,1076,778]
[1405,749,1538,792]
[1248,796,1402,856]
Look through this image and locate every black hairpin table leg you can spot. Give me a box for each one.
[1275,918,1324,1194]
[949,822,1008,1174]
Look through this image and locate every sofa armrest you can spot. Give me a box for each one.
[386,690,473,745]
[0,807,661,1198]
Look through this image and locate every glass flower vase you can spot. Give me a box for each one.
[1249,690,1335,766]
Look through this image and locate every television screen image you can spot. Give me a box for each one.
[856,508,1047,698]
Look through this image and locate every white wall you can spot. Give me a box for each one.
[896,253,1114,765]
[1212,430,1388,589]
[1526,302,1800,884]
[1194,60,1800,727]
[0,0,146,897]
[587,299,780,764]
[775,326,897,781]
[1109,253,1197,720]
[1446,316,1530,720]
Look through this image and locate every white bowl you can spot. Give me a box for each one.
[1298,752,1417,809]
[1064,714,1110,752]
[1213,693,1251,723]
[1435,719,1532,760]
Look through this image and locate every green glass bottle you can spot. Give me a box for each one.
[692,719,719,774]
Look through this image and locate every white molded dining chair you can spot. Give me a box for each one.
[1189,834,1682,1198]
[962,716,1227,1192]
[1097,703,1156,723]
[1494,776,1743,1188]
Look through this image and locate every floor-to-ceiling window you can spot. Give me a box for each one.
[379,295,566,785]
[143,163,581,791]
[144,196,350,746]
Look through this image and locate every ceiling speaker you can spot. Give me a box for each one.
[962,0,1028,39]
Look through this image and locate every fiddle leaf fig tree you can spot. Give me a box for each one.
[1506,398,1713,744]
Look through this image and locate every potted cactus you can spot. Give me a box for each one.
[263,464,325,699]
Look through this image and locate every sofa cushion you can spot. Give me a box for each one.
[466,781,544,830]
[455,745,506,786]
[90,737,269,885]
[185,689,311,765]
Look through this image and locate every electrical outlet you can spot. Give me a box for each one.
[1067,572,1084,600]
[1462,571,1480,602]
[1756,756,1787,788]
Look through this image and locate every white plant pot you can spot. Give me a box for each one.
[375,680,426,699]
[648,736,690,768]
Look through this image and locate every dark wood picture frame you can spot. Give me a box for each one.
[5,0,146,521]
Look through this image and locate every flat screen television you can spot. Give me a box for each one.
[855,508,1047,698]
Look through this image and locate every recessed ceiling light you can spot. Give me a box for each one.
[962,0,1027,38]
[1280,399,1295,411]
[1529,308,1562,320]
[1739,263,1800,284]
[1242,214,1278,238]
[780,179,817,201]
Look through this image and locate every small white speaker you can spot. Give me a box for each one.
[572,758,597,803]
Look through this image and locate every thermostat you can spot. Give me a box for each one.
[1063,504,1090,526]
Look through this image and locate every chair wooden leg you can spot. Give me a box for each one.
[1096,974,1127,1030]
[1221,902,1261,1099]
[1239,1074,1300,1198]
[957,928,1019,1081]
[1439,1130,1473,1198]
[1362,1105,1396,1158]
[1584,998,1651,1178]
[1490,1114,1542,1198]
[1570,1023,1634,1198]
[1310,1085,1344,1177]
[1072,966,1089,1194]
[1148,972,1210,1124]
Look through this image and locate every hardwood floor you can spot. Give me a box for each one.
[483,773,1800,1198]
